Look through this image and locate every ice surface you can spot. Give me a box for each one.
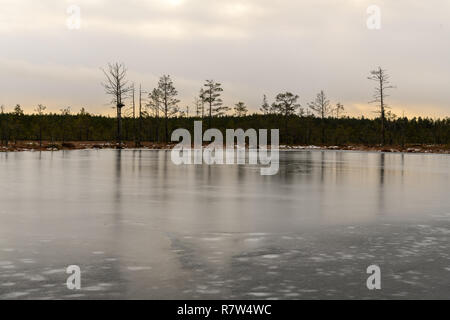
[0,150,449,299]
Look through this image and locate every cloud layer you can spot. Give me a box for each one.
[1,0,449,117]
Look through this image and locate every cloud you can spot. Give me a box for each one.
[0,0,449,118]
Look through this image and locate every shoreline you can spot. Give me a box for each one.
[1,141,449,154]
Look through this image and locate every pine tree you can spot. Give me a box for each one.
[271,92,301,139]
[234,102,248,117]
[157,75,179,142]
[335,102,344,118]
[201,80,228,127]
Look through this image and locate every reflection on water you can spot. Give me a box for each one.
[0,150,449,299]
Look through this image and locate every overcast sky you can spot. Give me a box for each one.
[1,0,449,118]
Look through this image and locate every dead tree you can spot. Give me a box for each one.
[368,67,395,146]
[137,84,146,147]
[101,62,132,147]
[308,90,332,144]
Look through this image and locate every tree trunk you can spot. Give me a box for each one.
[39,125,42,147]
[137,85,142,147]
[321,119,325,145]
[133,86,137,147]
[209,101,212,129]
[380,76,385,146]
[164,109,168,143]
[117,104,122,147]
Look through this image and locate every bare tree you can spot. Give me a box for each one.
[368,67,395,146]
[308,90,332,144]
[308,90,332,119]
[157,75,179,142]
[101,62,132,147]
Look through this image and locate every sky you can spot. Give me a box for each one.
[0,0,449,118]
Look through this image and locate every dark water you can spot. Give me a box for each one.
[0,150,449,299]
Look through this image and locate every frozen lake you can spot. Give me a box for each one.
[0,149,449,299]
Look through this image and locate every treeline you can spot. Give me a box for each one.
[1,63,449,147]
[0,107,448,146]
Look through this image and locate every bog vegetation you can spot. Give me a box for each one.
[0,63,449,148]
